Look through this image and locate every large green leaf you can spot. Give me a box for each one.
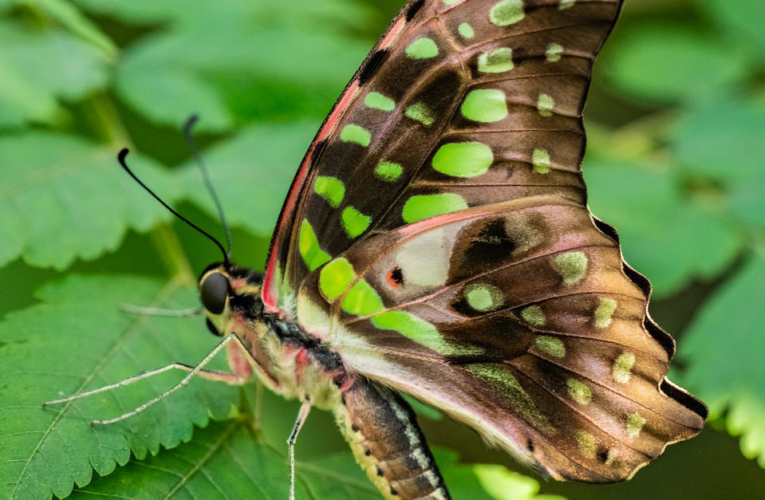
[700,0,765,55]
[0,275,241,500]
[606,23,749,104]
[0,132,178,269]
[112,0,371,131]
[179,122,318,235]
[680,254,765,468]
[0,21,109,129]
[584,160,741,297]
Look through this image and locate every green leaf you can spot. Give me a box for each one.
[0,132,179,270]
[69,421,378,499]
[0,275,242,499]
[607,24,749,104]
[18,0,118,59]
[680,254,765,468]
[436,449,565,500]
[0,21,109,129]
[180,122,318,235]
[729,173,765,229]
[673,101,765,181]
[585,160,741,296]
[700,0,765,55]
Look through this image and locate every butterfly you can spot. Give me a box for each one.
[50,0,707,498]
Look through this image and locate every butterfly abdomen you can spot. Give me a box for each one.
[337,378,450,500]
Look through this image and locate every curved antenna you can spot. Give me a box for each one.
[183,115,233,261]
[118,148,230,268]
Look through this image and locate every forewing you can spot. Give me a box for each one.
[263,0,622,313]
[296,198,707,482]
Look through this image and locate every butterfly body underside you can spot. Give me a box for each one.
[200,0,706,497]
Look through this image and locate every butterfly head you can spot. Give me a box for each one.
[198,263,264,336]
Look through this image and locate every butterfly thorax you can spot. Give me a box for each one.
[200,263,347,410]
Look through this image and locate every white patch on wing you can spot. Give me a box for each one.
[395,227,455,288]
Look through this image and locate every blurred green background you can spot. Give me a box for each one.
[1,0,764,498]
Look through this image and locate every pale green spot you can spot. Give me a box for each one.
[341,206,371,239]
[537,93,555,117]
[372,311,449,353]
[467,363,553,433]
[465,283,504,312]
[546,43,564,62]
[575,430,597,459]
[613,352,636,384]
[402,193,468,223]
[458,23,474,39]
[299,220,331,272]
[559,0,576,9]
[627,413,646,438]
[340,125,371,146]
[595,298,618,328]
[489,0,525,26]
[405,102,435,126]
[532,148,551,174]
[319,258,355,301]
[554,251,588,285]
[364,92,395,112]
[314,176,345,208]
[521,305,546,327]
[567,379,592,405]
[462,89,509,123]
[375,161,403,182]
[535,336,565,358]
[478,48,514,73]
[443,0,460,4]
[432,142,494,178]
[605,449,618,467]
[406,38,439,59]
[342,279,384,316]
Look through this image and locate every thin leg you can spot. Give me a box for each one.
[43,364,245,408]
[288,398,312,500]
[121,304,203,317]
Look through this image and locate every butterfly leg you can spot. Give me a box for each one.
[120,303,203,317]
[288,397,312,500]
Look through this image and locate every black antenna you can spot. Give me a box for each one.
[118,148,230,267]
[183,115,233,261]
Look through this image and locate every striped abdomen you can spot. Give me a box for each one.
[335,377,450,500]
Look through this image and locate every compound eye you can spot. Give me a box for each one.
[200,272,230,315]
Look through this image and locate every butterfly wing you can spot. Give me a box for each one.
[296,197,706,481]
[261,0,706,481]
[263,0,621,314]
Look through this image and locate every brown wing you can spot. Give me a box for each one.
[263,0,623,314]
[296,198,706,482]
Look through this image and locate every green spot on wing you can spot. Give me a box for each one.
[489,0,525,26]
[537,94,555,117]
[364,92,395,112]
[613,352,636,384]
[299,220,331,272]
[432,142,494,178]
[627,413,646,437]
[405,102,436,126]
[521,305,546,327]
[559,0,576,9]
[532,149,551,174]
[375,161,403,182]
[406,38,439,59]
[319,258,356,301]
[595,298,618,328]
[462,89,509,123]
[478,48,514,73]
[467,363,552,433]
[371,311,448,352]
[575,430,597,458]
[458,23,475,39]
[340,125,371,147]
[341,206,371,239]
[567,379,592,405]
[546,43,564,62]
[402,193,468,224]
[313,176,345,208]
[342,279,384,316]
[554,251,588,285]
[535,336,565,358]
[465,283,504,312]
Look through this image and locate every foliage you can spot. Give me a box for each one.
[0,0,764,499]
